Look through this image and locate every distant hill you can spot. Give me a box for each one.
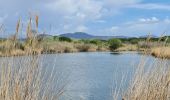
[37,34,53,39]
[60,32,130,40]
[139,35,158,38]
[60,32,93,39]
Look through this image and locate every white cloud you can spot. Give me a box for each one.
[0,15,8,23]
[46,0,103,20]
[129,3,170,10]
[110,26,119,31]
[138,17,159,23]
[76,25,88,32]
[125,17,160,25]
[101,17,170,36]
[105,0,141,7]
[1,0,170,36]
[95,20,106,23]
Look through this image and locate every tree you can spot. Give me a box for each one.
[59,36,72,42]
[129,39,139,44]
[90,39,102,45]
[53,36,58,41]
[108,38,122,51]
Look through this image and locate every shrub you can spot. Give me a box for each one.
[59,36,72,42]
[129,39,139,44]
[79,39,90,44]
[75,43,97,52]
[53,36,58,41]
[108,39,122,51]
[90,39,102,45]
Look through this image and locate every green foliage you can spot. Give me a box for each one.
[59,36,72,42]
[15,42,25,50]
[89,39,102,45]
[108,38,122,50]
[129,39,139,44]
[79,39,90,44]
[53,36,58,41]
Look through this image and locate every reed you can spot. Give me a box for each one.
[117,36,170,100]
[35,15,39,33]
[151,47,170,59]
[26,17,32,40]
[0,54,66,100]
[122,57,170,100]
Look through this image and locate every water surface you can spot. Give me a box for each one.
[40,52,154,100]
[0,52,156,100]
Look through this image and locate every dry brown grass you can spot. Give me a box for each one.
[26,17,33,40]
[35,15,39,33]
[151,47,170,59]
[122,57,170,100]
[0,16,67,100]
[0,55,66,100]
[113,35,170,100]
[41,42,100,53]
[116,44,138,52]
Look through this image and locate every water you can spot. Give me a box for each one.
[0,52,156,100]
[39,52,154,100]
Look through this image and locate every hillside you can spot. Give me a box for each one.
[60,32,130,40]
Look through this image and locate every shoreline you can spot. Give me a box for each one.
[0,49,161,59]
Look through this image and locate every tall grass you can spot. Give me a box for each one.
[122,57,170,100]
[116,36,170,100]
[0,15,66,100]
[0,55,66,100]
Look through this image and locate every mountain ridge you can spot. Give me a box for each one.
[59,32,131,40]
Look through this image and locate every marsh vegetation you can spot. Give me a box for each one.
[0,16,170,100]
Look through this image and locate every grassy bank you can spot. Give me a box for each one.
[1,37,170,58]
[151,47,170,58]
[1,16,170,58]
[119,50,170,100]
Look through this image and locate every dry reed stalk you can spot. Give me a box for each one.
[35,15,39,33]
[0,55,66,100]
[12,18,21,48]
[15,18,21,36]
[123,58,170,100]
[26,17,32,39]
[120,35,170,100]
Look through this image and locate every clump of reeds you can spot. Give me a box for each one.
[122,58,170,100]
[24,15,42,55]
[35,15,39,33]
[119,35,170,100]
[13,18,21,41]
[151,47,170,59]
[0,55,66,100]
[0,15,66,100]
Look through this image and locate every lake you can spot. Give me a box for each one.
[39,52,155,100]
[0,52,157,100]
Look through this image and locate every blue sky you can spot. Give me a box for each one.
[0,0,170,36]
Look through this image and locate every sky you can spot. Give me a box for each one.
[0,0,170,36]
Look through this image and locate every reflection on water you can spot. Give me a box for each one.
[110,52,122,55]
[0,52,156,100]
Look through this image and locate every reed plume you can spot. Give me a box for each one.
[35,15,39,33]
[26,17,32,39]
[13,18,21,41]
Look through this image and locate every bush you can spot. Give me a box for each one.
[59,36,72,42]
[108,39,122,51]
[53,36,58,41]
[129,39,138,44]
[79,39,90,44]
[90,39,102,45]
